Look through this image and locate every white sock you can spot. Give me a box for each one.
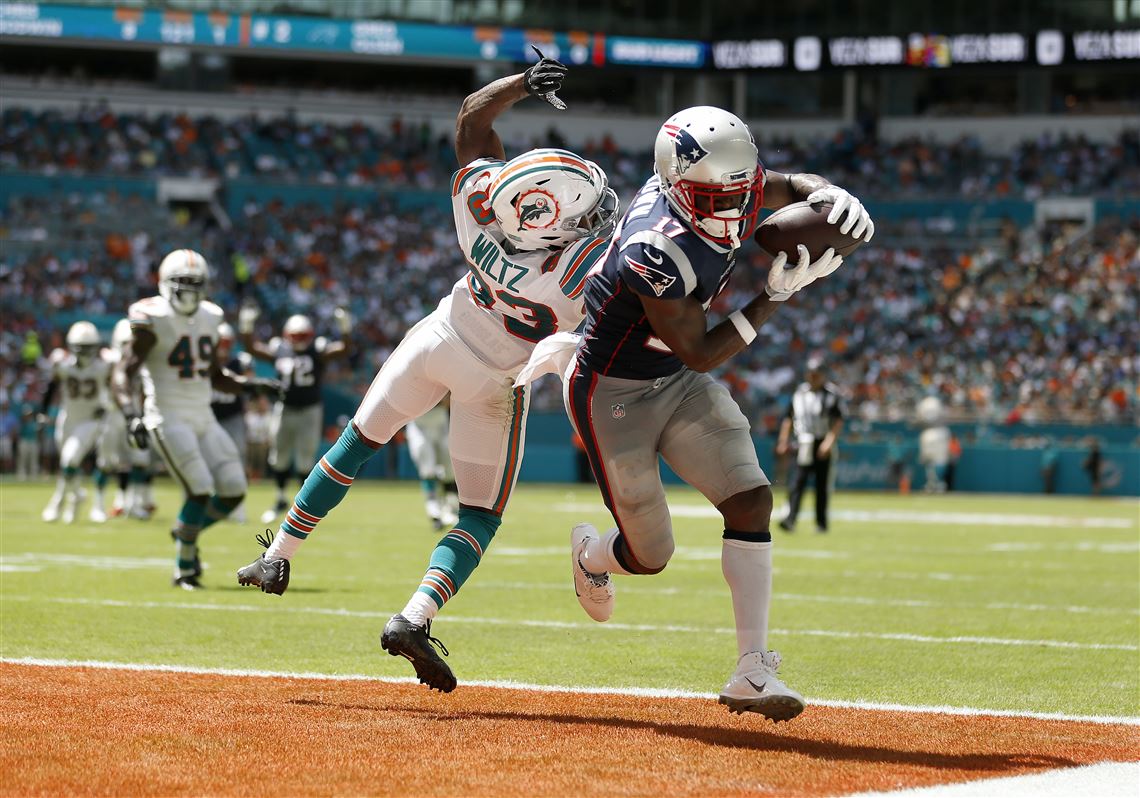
[582,527,633,576]
[401,591,438,626]
[721,538,773,658]
[48,478,66,507]
[265,529,304,561]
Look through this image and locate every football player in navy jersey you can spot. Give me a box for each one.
[563,106,873,722]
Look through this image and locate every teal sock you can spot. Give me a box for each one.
[174,499,207,576]
[93,468,108,490]
[279,424,379,541]
[202,495,242,531]
[129,466,147,484]
[416,508,501,609]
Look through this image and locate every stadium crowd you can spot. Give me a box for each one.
[3,192,1136,428]
[1,107,1138,437]
[4,105,1140,199]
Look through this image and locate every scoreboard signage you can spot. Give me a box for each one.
[0,4,1135,72]
[0,2,706,68]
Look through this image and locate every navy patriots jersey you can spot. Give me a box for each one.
[272,339,325,408]
[578,176,738,379]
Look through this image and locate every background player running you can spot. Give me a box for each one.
[113,249,278,589]
[239,309,352,524]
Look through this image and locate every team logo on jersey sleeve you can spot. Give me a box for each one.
[625,254,677,297]
[516,189,559,231]
[662,124,708,174]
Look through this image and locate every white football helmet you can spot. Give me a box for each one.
[66,321,101,364]
[488,148,618,252]
[283,315,314,349]
[217,322,236,356]
[653,106,763,248]
[158,249,210,315]
[111,318,133,351]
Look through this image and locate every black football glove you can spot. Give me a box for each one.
[126,415,150,450]
[244,377,281,399]
[524,46,568,110]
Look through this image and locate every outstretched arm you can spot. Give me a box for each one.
[455,49,567,165]
[638,292,782,374]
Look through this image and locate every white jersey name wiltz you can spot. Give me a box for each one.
[445,158,610,372]
[128,295,225,424]
[49,348,112,424]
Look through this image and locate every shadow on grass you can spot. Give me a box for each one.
[287,698,1077,773]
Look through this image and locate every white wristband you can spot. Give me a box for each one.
[728,310,757,345]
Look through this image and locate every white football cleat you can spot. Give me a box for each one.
[89,507,108,524]
[719,650,805,722]
[571,523,614,622]
[41,503,61,523]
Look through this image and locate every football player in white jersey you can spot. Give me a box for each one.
[40,321,113,524]
[238,53,617,692]
[98,319,156,520]
[406,396,459,531]
[112,249,278,589]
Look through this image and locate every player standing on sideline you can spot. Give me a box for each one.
[98,319,156,519]
[406,397,459,530]
[238,309,352,524]
[561,106,873,721]
[112,249,278,589]
[237,51,618,694]
[211,323,253,522]
[40,321,112,524]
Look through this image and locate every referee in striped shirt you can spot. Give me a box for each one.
[777,358,844,533]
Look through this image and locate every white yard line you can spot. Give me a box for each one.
[3,656,1137,727]
[472,581,1139,616]
[7,595,1137,652]
[555,502,1138,529]
[844,761,1140,797]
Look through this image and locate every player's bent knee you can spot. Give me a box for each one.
[719,485,773,532]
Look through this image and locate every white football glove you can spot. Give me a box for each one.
[237,305,260,335]
[806,186,875,242]
[765,245,843,302]
[333,307,352,335]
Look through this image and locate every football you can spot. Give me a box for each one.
[754,201,866,260]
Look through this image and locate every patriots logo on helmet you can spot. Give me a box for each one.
[626,254,677,297]
[663,124,709,175]
[516,189,558,231]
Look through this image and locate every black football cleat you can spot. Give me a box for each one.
[236,530,290,595]
[172,574,202,591]
[381,614,456,693]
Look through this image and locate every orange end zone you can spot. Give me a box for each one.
[1,663,1136,797]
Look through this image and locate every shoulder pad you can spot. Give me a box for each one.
[49,348,68,365]
[200,301,225,322]
[128,296,167,325]
[555,237,610,299]
[618,235,696,300]
[451,159,504,197]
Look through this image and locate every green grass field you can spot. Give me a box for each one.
[2,479,1137,718]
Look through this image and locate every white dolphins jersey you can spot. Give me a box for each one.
[445,158,610,372]
[48,348,112,423]
[128,295,225,423]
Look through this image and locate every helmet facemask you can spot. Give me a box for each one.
[669,171,762,249]
[71,344,100,366]
[161,275,207,316]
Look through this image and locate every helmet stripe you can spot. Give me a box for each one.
[493,152,592,185]
[489,164,593,206]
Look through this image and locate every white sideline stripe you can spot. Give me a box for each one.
[555,502,1138,529]
[3,657,1138,727]
[845,761,1140,797]
[7,596,1137,652]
